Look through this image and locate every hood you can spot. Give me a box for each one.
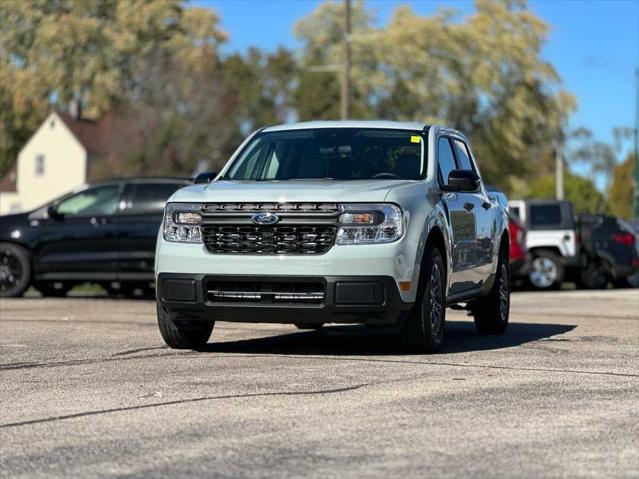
[171,179,417,204]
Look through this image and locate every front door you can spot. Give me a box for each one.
[34,184,122,279]
[437,137,478,294]
[451,138,496,283]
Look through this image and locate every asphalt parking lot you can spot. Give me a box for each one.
[0,289,637,478]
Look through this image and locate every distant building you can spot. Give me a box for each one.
[0,110,142,214]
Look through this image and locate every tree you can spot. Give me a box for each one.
[608,153,635,219]
[0,0,228,177]
[292,0,576,194]
[526,171,609,214]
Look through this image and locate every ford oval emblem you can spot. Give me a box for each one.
[251,212,279,225]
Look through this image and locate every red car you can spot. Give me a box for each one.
[508,211,530,279]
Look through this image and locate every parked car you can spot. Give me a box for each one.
[155,121,511,353]
[486,187,530,280]
[508,199,580,289]
[0,177,191,297]
[577,214,639,289]
[507,211,530,281]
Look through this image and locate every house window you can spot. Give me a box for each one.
[35,154,45,176]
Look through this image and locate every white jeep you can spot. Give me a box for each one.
[155,121,510,353]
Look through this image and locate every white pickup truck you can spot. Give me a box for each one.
[155,121,510,353]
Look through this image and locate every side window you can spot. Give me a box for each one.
[529,204,562,228]
[125,183,184,214]
[453,140,474,172]
[56,185,120,217]
[437,137,458,185]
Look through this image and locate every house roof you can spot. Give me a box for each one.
[0,166,17,192]
[56,111,103,154]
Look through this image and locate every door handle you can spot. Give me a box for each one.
[464,202,474,211]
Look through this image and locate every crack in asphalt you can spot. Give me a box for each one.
[200,353,639,379]
[1,348,636,379]
[0,383,368,429]
[0,351,199,371]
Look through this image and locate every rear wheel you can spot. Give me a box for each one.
[400,245,446,353]
[528,250,564,290]
[579,258,609,289]
[33,281,73,297]
[157,304,214,349]
[0,243,31,298]
[471,249,510,334]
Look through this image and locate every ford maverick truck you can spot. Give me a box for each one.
[155,121,510,353]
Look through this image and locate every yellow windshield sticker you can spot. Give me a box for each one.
[410,135,421,143]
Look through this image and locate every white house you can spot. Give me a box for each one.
[0,111,104,214]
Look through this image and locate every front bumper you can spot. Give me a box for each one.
[157,273,413,325]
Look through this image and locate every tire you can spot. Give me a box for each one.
[400,245,446,353]
[0,243,31,298]
[579,259,609,289]
[295,323,324,330]
[528,250,564,290]
[471,249,510,334]
[157,304,214,349]
[34,281,73,297]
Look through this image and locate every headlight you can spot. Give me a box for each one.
[163,203,202,243]
[336,203,404,245]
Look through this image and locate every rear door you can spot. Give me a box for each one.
[437,136,478,294]
[116,181,187,279]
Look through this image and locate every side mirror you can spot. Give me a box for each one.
[47,204,63,220]
[194,172,218,184]
[442,169,481,193]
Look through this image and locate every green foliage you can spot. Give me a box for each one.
[526,171,609,214]
[0,0,227,176]
[292,0,576,194]
[608,153,635,219]
[0,0,579,190]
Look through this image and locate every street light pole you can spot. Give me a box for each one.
[556,140,564,200]
[634,66,639,219]
[340,0,352,120]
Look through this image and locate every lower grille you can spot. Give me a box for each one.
[201,225,337,255]
[207,280,325,304]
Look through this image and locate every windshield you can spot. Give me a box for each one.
[224,128,426,181]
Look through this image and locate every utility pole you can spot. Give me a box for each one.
[634,66,639,219]
[555,140,564,200]
[340,0,352,120]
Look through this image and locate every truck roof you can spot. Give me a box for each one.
[262,120,429,132]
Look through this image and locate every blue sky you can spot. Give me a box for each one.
[193,0,638,157]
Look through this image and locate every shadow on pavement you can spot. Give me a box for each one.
[201,320,575,356]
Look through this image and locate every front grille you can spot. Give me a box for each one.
[207,280,325,304]
[200,202,339,255]
[201,225,337,255]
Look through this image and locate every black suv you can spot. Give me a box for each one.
[0,178,190,297]
[578,214,639,289]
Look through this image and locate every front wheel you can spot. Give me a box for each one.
[0,243,31,298]
[157,304,214,349]
[399,245,446,353]
[471,250,510,334]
